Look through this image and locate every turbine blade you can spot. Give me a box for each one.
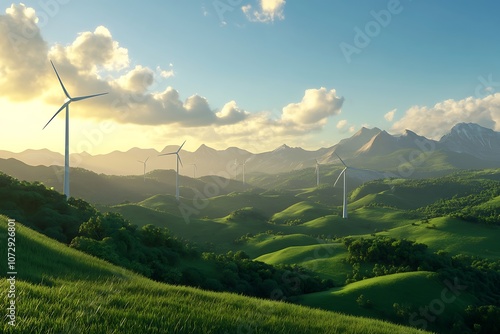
[50,60,71,99]
[145,157,149,163]
[71,92,108,102]
[43,103,67,129]
[176,140,186,153]
[348,166,376,173]
[333,168,347,187]
[178,154,184,167]
[137,160,144,163]
[158,152,176,156]
[334,152,348,167]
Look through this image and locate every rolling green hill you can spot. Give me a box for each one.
[239,233,321,258]
[0,216,429,334]
[379,216,500,260]
[269,201,333,225]
[255,242,351,283]
[298,271,477,333]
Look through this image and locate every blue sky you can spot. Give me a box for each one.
[1,0,499,154]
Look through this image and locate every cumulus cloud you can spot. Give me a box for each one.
[242,0,286,23]
[391,94,500,139]
[384,108,396,122]
[337,119,348,130]
[115,65,154,93]
[0,3,49,100]
[66,26,129,71]
[281,87,344,126]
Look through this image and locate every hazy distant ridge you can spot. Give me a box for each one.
[1,123,499,177]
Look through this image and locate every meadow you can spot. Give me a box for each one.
[0,216,429,334]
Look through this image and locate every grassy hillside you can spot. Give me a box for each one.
[255,242,352,283]
[299,271,478,333]
[0,216,429,334]
[269,201,333,225]
[239,233,321,258]
[379,216,500,260]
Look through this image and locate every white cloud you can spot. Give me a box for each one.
[242,0,286,23]
[391,94,500,138]
[157,65,174,79]
[281,87,344,125]
[0,4,48,100]
[115,65,154,93]
[384,108,396,122]
[65,26,129,72]
[337,119,348,129]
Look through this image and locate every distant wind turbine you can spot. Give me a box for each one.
[333,152,376,219]
[137,157,149,182]
[159,140,186,201]
[189,164,197,178]
[240,158,250,185]
[43,60,108,199]
[333,153,350,219]
[233,159,238,180]
[315,159,320,186]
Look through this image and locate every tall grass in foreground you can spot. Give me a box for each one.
[0,217,430,333]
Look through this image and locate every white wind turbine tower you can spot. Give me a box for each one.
[233,159,238,180]
[240,158,251,186]
[315,159,320,186]
[189,164,197,178]
[43,60,108,199]
[333,153,350,219]
[159,140,186,201]
[333,152,381,219]
[137,157,149,182]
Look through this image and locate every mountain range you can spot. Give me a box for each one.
[1,123,499,178]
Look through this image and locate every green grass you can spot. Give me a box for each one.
[0,216,430,334]
[379,216,500,259]
[299,271,478,332]
[240,233,321,258]
[192,192,299,219]
[255,242,352,283]
[270,201,333,225]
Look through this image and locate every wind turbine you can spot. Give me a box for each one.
[333,153,349,219]
[233,159,238,180]
[240,158,250,185]
[315,159,320,186]
[137,157,149,182]
[333,153,382,219]
[159,140,186,201]
[189,164,197,178]
[43,60,108,199]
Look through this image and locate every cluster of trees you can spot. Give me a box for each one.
[0,173,96,242]
[342,236,500,332]
[416,185,500,225]
[201,251,333,299]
